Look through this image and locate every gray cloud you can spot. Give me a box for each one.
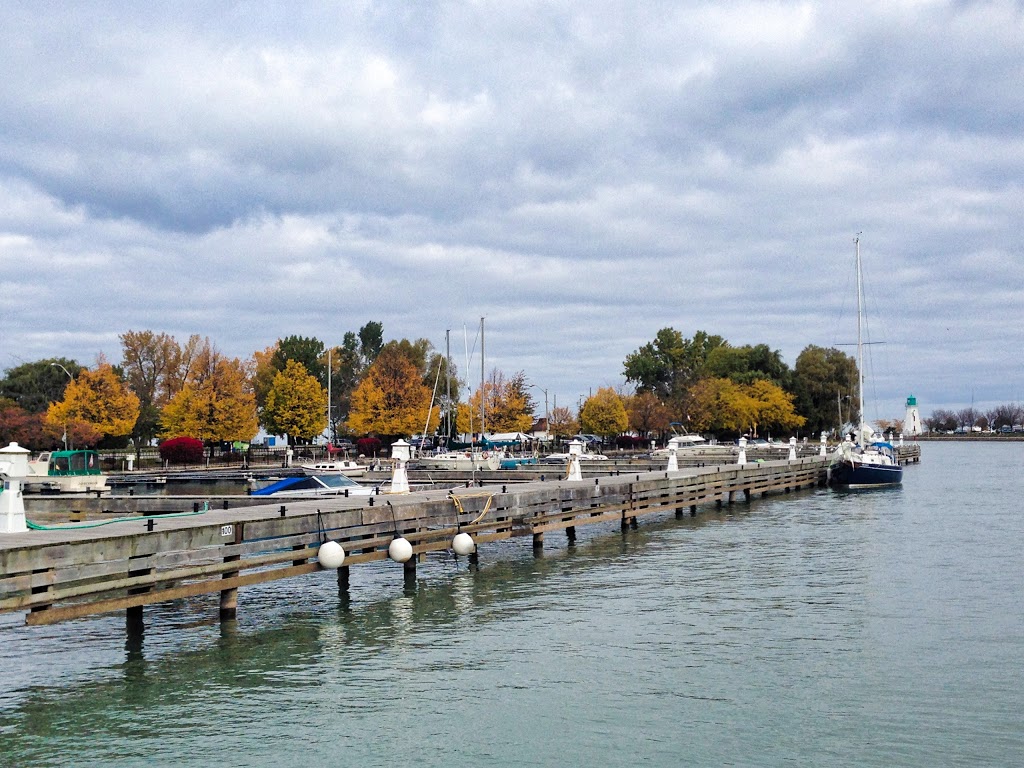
[2,1,1023,418]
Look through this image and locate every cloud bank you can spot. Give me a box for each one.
[2,1,1022,419]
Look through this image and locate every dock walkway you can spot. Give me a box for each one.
[1,458,828,627]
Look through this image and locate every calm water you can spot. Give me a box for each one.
[1,442,1022,767]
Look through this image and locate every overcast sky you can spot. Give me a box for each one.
[2,1,1022,424]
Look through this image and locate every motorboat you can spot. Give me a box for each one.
[651,432,707,457]
[251,473,377,497]
[299,459,366,477]
[24,450,108,494]
[415,450,501,471]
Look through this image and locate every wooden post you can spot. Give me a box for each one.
[533,531,544,549]
[220,554,240,621]
[127,554,151,625]
[566,525,576,542]
[221,523,243,622]
[403,559,417,594]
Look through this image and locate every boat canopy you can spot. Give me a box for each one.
[484,432,533,447]
[48,450,102,476]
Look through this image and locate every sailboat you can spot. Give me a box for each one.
[828,236,903,489]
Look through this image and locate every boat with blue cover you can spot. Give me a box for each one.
[251,473,377,497]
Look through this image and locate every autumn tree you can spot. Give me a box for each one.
[347,345,437,437]
[160,350,257,444]
[580,387,629,441]
[45,363,140,447]
[689,377,804,437]
[251,345,279,414]
[547,406,579,441]
[120,330,189,448]
[744,379,805,437]
[0,398,52,450]
[459,369,535,434]
[624,391,673,439]
[262,360,328,443]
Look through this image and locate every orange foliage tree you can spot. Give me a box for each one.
[347,346,437,437]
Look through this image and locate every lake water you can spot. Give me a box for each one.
[1,441,1022,767]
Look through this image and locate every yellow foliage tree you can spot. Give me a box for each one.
[580,387,629,440]
[744,378,806,436]
[347,346,437,436]
[45,364,140,445]
[262,360,328,442]
[160,355,258,442]
[459,370,535,434]
[689,377,805,436]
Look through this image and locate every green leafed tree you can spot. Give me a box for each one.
[623,328,727,419]
[0,358,84,414]
[272,336,326,385]
[792,345,859,435]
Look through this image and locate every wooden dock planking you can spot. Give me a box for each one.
[1,458,829,626]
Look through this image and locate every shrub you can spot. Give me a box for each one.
[356,437,382,457]
[159,436,205,465]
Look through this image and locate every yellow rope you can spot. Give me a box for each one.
[450,493,494,525]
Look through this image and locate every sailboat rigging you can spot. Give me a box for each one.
[828,235,903,489]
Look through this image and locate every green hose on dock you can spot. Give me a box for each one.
[26,503,210,530]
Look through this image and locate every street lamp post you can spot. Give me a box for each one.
[51,363,74,450]
[528,384,550,449]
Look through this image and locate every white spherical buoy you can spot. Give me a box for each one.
[452,532,476,556]
[317,540,346,569]
[388,536,414,563]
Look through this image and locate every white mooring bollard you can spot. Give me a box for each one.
[819,434,827,456]
[788,436,797,461]
[737,437,747,465]
[0,442,31,534]
[666,446,678,473]
[389,439,411,494]
[566,439,584,482]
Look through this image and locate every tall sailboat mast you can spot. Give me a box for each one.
[855,234,865,438]
[480,317,485,437]
[445,329,451,446]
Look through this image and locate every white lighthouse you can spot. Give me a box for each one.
[904,395,922,439]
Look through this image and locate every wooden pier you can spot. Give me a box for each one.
[1,458,829,627]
